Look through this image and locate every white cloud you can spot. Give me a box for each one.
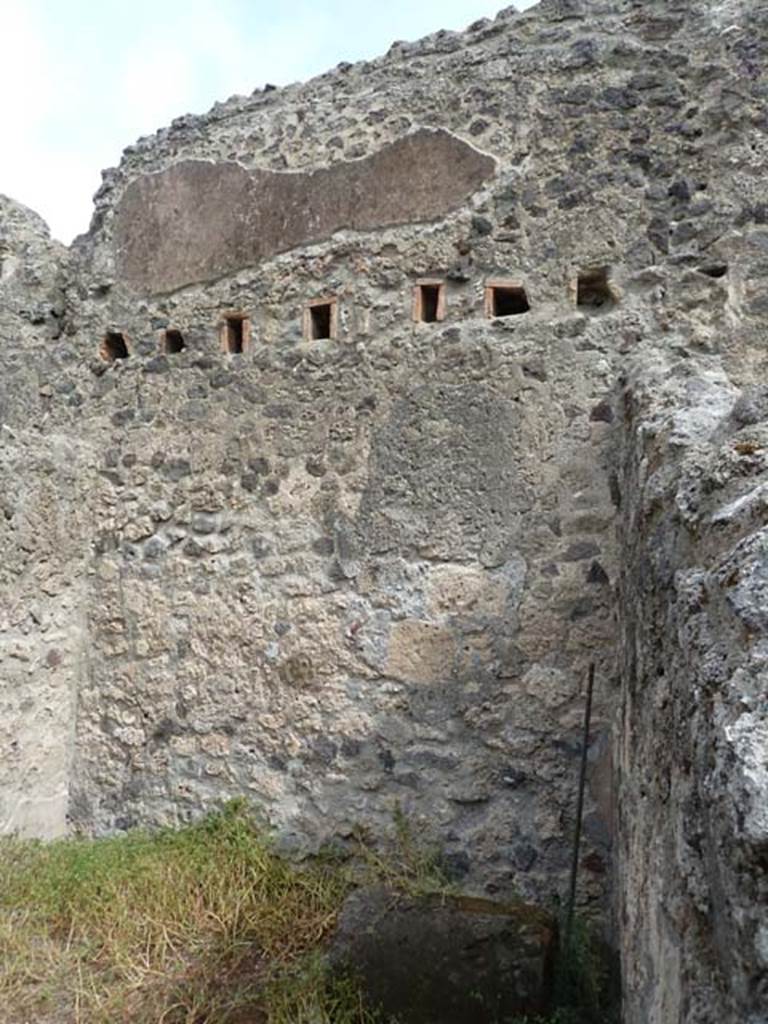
[0,4,48,134]
[0,5,54,215]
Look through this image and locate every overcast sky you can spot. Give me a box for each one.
[1,1,536,244]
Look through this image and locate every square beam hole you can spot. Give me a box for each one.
[305,299,337,341]
[163,329,186,354]
[221,313,250,354]
[486,282,530,318]
[577,267,615,310]
[414,281,445,323]
[100,331,129,361]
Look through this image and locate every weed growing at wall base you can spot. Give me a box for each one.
[508,913,619,1024]
[350,801,455,899]
[547,912,620,1024]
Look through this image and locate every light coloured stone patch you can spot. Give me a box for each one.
[725,712,768,844]
[386,620,456,684]
[522,664,577,710]
[425,564,508,619]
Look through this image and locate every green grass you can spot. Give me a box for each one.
[0,801,369,1023]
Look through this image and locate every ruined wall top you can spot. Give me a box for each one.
[0,194,64,293]
[68,0,768,333]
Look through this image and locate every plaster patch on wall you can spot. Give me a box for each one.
[114,129,497,294]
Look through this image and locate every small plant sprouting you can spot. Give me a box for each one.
[352,801,455,898]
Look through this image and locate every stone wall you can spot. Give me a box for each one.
[0,197,83,838]
[59,323,617,912]
[617,356,768,1024]
[60,0,652,908]
[2,0,768,1019]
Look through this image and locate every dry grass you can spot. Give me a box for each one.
[0,801,376,1024]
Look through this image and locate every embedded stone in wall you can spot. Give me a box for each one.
[114,128,496,294]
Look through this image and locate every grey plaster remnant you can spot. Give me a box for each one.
[114,129,497,294]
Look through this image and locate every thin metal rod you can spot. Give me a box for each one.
[565,662,595,948]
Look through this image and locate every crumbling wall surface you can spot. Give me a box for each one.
[58,0,693,909]
[41,0,768,927]
[618,352,768,1024]
[0,197,87,838]
[63,325,617,908]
